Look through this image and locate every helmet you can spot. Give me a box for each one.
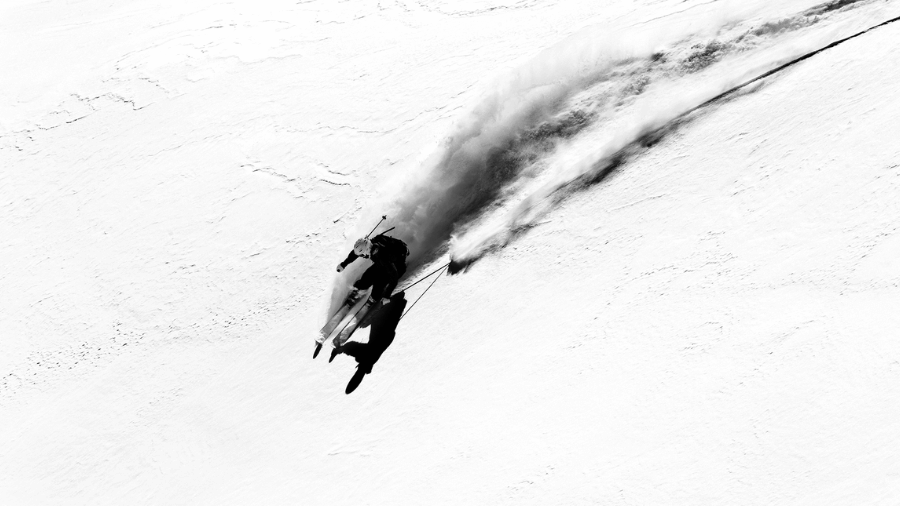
[353,238,372,258]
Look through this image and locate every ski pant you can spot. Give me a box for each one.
[353,262,405,301]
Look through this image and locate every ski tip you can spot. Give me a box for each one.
[313,342,323,359]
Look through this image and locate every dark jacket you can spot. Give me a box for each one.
[339,234,409,272]
[341,234,410,300]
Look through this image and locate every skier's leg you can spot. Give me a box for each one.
[369,276,388,302]
[381,263,405,300]
[369,264,400,302]
[353,265,379,291]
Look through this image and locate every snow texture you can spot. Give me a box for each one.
[2,0,899,504]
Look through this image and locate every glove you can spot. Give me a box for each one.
[336,263,345,273]
[381,297,391,305]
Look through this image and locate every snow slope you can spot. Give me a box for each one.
[2,0,899,504]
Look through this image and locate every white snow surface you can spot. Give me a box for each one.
[2,0,900,504]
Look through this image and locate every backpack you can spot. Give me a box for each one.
[372,234,409,263]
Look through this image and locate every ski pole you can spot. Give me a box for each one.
[399,261,450,291]
[400,265,447,321]
[365,215,387,238]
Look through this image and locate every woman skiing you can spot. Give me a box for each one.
[315,230,410,359]
[337,232,409,306]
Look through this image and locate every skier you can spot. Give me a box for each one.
[337,232,409,306]
[314,231,409,359]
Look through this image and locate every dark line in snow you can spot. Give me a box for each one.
[450,10,900,270]
[687,12,900,119]
[320,179,350,186]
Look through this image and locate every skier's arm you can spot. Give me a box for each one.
[336,251,358,272]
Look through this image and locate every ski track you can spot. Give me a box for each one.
[450,0,900,267]
[331,0,892,288]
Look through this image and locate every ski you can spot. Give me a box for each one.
[331,301,378,349]
[315,288,371,357]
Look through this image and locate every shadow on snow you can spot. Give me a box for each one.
[340,291,408,394]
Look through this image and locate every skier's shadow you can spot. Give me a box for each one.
[341,291,408,394]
